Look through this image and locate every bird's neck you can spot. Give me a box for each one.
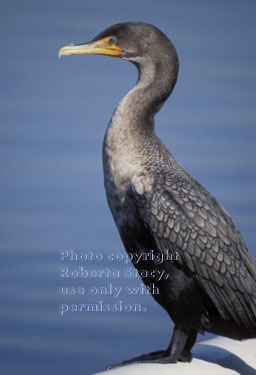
[102,58,178,199]
[106,59,178,145]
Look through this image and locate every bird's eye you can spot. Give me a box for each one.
[108,37,117,45]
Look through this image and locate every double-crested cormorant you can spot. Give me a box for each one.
[59,22,256,367]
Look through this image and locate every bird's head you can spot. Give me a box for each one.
[58,22,178,69]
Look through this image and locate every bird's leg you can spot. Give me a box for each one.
[168,327,197,362]
[106,326,196,369]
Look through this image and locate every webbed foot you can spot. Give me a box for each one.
[107,349,181,369]
[107,326,196,369]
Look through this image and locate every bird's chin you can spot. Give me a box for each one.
[121,51,139,60]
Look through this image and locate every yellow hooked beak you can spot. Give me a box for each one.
[58,37,123,58]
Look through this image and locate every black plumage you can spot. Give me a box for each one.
[59,22,256,366]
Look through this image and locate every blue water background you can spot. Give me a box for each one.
[0,1,256,374]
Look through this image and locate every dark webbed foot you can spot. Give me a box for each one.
[107,326,197,369]
[107,349,184,369]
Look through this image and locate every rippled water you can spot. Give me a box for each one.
[0,250,177,374]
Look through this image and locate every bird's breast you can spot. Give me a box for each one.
[102,127,154,230]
